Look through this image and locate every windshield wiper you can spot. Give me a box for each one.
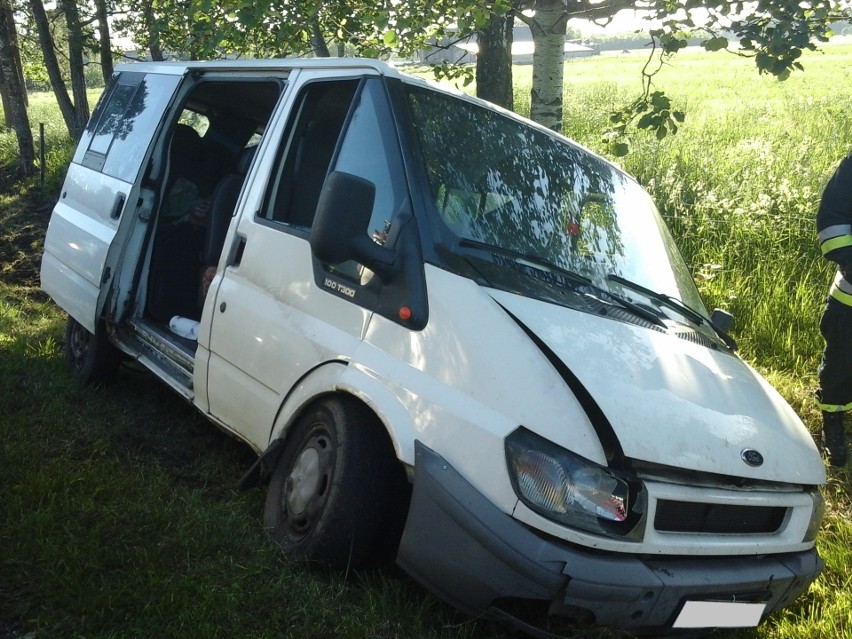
[608,274,740,351]
[457,239,667,328]
[457,238,594,288]
[607,274,708,325]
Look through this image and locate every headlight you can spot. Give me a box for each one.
[803,489,825,543]
[506,427,645,539]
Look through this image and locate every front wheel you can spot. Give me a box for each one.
[263,397,404,568]
[63,315,121,385]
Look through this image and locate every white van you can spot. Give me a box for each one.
[41,58,826,635]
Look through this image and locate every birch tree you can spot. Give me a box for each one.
[508,0,852,144]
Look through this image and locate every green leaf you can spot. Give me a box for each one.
[703,36,728,51]
[637,112,656,129]
[612,142,631,157]
[755,51,772,73]
[650,91,671,111]
[383,30,398,46]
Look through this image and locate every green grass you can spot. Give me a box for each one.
[2,43,852,638]
[0,282,510,639]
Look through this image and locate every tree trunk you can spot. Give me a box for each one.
[0,69,10,127]
[0,0,26,127]
[475,10,514,111]
[29,0,79,139]
[94,0,113,83]
[528,0,568,132]
[62,0,90,139]
[0,0,34,176]
[143,0,164,61]
[310,18,330,57]
[3,1,25,105]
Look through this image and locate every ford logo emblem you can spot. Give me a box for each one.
[741,449,764,467]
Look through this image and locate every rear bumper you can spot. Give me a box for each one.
[396,442,822,634]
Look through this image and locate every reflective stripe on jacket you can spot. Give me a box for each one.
[829,270,852,307]
[819,223,852,257]
[816,151,852,308]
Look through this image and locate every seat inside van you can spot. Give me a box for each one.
[144,80,282,333]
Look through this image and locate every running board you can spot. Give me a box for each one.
[123,320,196,399]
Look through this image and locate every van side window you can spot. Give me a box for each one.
[260,80,359,229]
[76,72,181,183]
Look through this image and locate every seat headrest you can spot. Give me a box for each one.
[171,123,202,155]
[237,145,257,175]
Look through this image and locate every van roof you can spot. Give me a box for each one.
[115,57,403,78]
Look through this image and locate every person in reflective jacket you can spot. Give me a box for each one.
[815,150,852,466]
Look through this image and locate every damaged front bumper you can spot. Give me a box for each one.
[396,441,822,635]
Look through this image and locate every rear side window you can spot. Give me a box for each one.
[76,72,181,183]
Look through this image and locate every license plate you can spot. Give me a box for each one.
[673,601,766,628]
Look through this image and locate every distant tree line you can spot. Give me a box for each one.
[0,0,848,177]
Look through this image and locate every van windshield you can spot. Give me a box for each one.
[405,85,706,317]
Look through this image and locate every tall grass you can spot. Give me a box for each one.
[552,45,852,376]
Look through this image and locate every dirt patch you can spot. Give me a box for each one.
[0,174,56,288]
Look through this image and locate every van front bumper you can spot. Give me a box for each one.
[396,442,822,634]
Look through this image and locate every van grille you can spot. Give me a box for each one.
[654,500,787,534]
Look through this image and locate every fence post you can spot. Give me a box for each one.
[39,122,44,187]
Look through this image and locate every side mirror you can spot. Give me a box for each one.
[710,308,733,334]
[710,308,737,351]
[310,171,394,273]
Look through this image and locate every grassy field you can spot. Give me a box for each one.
[2,43,852,638]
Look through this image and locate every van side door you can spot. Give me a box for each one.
[41,71,182,333]
[199,75,420,449]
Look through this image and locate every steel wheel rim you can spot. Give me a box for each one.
[68,321,91,366]
[282,429,333,537]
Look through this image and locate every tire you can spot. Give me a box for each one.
[263,396,404,569]
[63,315,121,385]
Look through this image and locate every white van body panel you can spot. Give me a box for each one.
[122,57,400,78]
[203,229,372,451]
[263,356,420,460]
[193,64,387,439]
[362,265,607,510]
[40,165,129,333]
[489,288,826,485]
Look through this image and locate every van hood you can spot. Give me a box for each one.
[489,290,825,485]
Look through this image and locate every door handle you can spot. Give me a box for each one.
[110,192,126,220]
[233,235,247,265]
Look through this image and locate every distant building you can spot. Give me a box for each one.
[416,24,599,66]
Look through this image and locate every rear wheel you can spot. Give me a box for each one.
[63,315,121,385]
[263,396,404,568]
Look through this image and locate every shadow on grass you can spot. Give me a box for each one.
[0,289,522,639]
